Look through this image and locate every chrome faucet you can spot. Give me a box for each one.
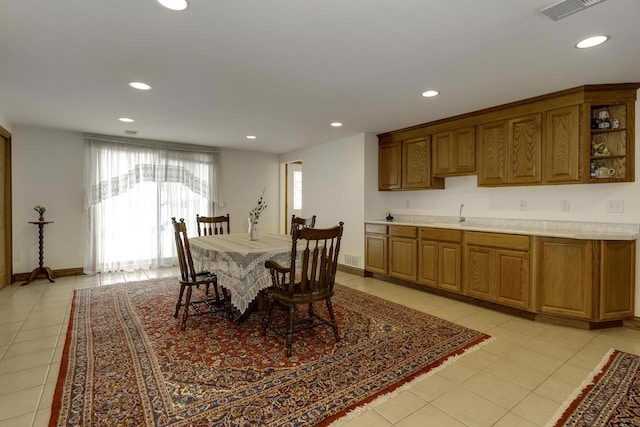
[459,203,465,223]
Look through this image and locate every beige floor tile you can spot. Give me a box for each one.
[457,348,500,370]
[0,348,54,375]
[492,412,539,427]
[430,303,481,322]
[566,343,611,370]
[534,377,579,404]
[409,374,458,402]
[33,408,51,427]
[512,392,561,426]
[484,358,548,390]
[550,363,593,386]
[482,338,518,357]
[432,387,507,427]
[12,325,61,344]
[0,412,35,427]
[485,326,533,346]
[38,382,56,409]
[503,346,565,374]
[463,309,514,328]
[373,390,426,424]
[0,386,42,421]
[394,403,467,427]
[0,365,48,395]
[3,335,58,358]
[20,316,65,332]
[46,362,61,384]
[436,359,479,384]
[500,317,550,337]
[341,408,391,427]
[461,371,529,409]
[521,337,577,362]
[535,327,595,351]
[0,332,15,347]
[453,316,495,333]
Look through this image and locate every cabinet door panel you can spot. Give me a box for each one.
[537,238,592,319]
[379,141,402,190]
[478,121,508,185]
[465,246,494,300]
[389,237,417,281]
[418,240,438,286]
[432,132,451,175]
[365,235,387,274]
[600,241,635,320]
[545,105,581,183]
[439,243,461,292]
[509,113,542,184]
[402,137,431,189]
[453,127,476,173]
[496,250,529,309]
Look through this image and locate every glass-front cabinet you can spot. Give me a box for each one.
[589,102,633,182]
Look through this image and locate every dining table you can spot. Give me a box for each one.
[189,232,293,322]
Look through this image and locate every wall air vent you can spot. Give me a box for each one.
[123,130,138,136]
[541,0,608,21]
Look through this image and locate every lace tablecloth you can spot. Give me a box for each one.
[190,233,292,314]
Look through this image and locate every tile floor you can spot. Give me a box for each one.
[1,269,639,426]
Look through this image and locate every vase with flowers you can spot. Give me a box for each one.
[248,188,267,241]
[34,205,46,221]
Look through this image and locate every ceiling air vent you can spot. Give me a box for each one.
[541,0,608,21]
[123,130,138,136]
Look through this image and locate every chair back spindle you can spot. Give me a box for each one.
[197,214,230,236]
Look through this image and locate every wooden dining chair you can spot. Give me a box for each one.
[196,214,230,236]
[289,214,316,235]
[172,217,232,330]
[263,221,344,357]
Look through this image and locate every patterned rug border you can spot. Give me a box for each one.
[49,279,492,427]
[546,348,635,427]
[327,335,494,426]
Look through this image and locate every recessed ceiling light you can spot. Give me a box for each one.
[119,117,135,123]
[331,122,343,127]
[576,35,609,49]
[422,90,440,98]
[129,81,152,90]
[246,135,257,140]
[156,0,188,10]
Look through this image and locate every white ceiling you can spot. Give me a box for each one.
[1,0,639,154]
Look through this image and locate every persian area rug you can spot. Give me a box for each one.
[50,277,490,427]
[547,349,640,427]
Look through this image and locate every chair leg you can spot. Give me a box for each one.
[263,297,274,336]
[325,298,340,343]
[181,286,193,331]
[286,305,296,357]
[221,287,233,319]
[308,302,314,318]
[175,283,186,318]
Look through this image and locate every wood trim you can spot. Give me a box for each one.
[378,84,640,140]
[0,125,12,285]
[623,317,640,331]
[13,267,84,283]
[337,264,365,277]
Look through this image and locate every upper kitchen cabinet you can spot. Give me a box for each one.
[432,126,476,176]
[477,114,543,186]
[378,83,639,189]
[378,135,444,191]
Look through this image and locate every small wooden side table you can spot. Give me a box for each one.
[22,220,55,286]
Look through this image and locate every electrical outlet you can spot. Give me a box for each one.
[405,200,410,208]
[606,200,624,213]
[561,200,570,212]
[519,200,527,211]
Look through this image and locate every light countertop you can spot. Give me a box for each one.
[365,215,639,240]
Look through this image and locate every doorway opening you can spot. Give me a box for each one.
[285,161,302,233]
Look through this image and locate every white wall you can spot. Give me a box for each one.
[10,125,280,273]
[280,134,367,267]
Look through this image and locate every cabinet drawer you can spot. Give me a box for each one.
[466,231,530,251]
[420,227,463,243]
[389,225,417,238]
[365,224,388,235]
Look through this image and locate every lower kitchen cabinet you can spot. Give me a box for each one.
[536,237,635,321]
[364,224,388,274]
[389,226,418,282]
[465,235,530,310]
[419,228,462,292]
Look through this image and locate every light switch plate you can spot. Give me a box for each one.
[606,200,624,213]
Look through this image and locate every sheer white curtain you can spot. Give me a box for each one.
[83,135,221,274]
